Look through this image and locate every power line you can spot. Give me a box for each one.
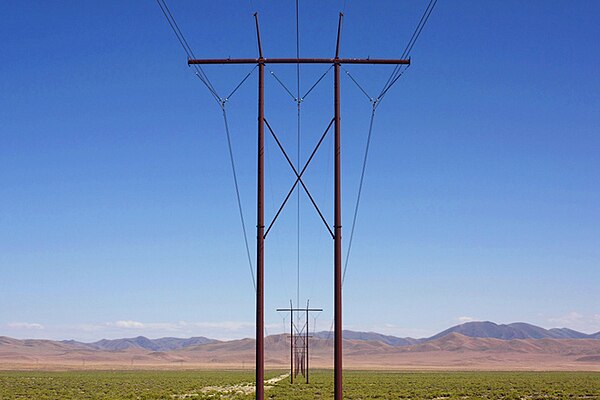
[222,107,257,292]
[221,68,262,293]
[155,0,221,103]
[296,0,301,98]
[160,0,219,97]
[342,2,438,287]
[341,1,439,285]
[403,0,438,59]
[377,64,411,104]
[343,106,376,285]
[337,67,376,286]
[156,0,259,292]
[378,0,438,99]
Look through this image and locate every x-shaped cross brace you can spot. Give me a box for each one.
[263,117,335,239]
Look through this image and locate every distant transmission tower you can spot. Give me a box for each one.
[277,301,322,384]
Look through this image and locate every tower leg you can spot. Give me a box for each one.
[256,60,265,400]
[333,61,343,400]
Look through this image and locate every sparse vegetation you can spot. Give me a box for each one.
[0,370,598,399]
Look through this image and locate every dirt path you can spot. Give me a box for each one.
[172,373,289,399]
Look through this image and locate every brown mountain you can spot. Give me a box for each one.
[2,332,600,371]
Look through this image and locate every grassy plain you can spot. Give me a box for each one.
[0,370,598,399]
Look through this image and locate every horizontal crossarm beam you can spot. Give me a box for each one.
[189,58,410,65]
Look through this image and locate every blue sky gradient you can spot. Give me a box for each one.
[1,1,599,341]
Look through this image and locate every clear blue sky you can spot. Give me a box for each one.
[1,1,599,341]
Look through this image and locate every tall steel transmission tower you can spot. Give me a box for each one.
[188,12,409,400]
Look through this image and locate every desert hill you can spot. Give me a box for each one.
[2,331,600,371]
[2,321,600,370]
[63,336,216,351]
[427,321,599,341]
[313,330,421,346]
[310,322,600,346]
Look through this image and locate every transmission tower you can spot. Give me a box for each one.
[277,301,322,384]
[188,12,409,400]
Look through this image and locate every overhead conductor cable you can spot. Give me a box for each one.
[156,0,258,292]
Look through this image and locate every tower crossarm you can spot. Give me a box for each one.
[188,58,410,65]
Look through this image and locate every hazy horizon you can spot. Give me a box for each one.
[4,317,600,343]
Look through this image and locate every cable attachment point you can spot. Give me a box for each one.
[371,98,379,110]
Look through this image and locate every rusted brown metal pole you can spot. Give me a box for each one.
[306,302,309,384]
[254,13,265,400]
[255,60,264,399]
[334,12,343,400]
[290,301,294,383]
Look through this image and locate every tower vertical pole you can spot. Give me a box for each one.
[255,61,264,400]
[333,12,343,400]
[290,302,294,383]
[306,304,309,384]
[255,14,265,400]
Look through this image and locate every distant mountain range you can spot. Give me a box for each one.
[313,330,421,346]
[313,321,600,347]
[31,321,598,352]
[2,321,600,371]
[427,321,600,341]
[62,336,215,352]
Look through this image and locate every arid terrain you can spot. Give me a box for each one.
[2,331,600,371]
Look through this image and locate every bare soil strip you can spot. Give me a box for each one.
[171,373,289,399]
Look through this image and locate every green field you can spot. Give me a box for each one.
[0,370,598,399]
